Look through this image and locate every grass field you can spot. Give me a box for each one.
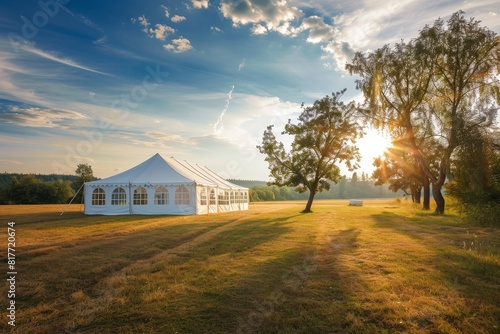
[0,200,499,333]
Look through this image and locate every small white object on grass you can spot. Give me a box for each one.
[348,199,363,206]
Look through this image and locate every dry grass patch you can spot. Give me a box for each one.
[0,200,498,333]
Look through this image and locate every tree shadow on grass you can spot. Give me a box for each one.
[15,221,229,311]
[90,227,364,334]
[62,214,299,333]
[370,211,500,333]
[193,214,301,257]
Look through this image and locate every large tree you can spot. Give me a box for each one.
[258,90,361,212]
[347,11,499,214]
[72,163,94,203]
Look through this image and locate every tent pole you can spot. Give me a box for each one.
[129,182,133,214]
[79,186,84,212]
[60,183,85,216]
[194,183,198,215]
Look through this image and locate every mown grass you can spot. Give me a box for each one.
[0,200,499,333]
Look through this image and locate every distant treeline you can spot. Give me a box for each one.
[0,173,81,205]
[228,178,402,201]
[0,173,91,204]
[0,173,78,187]
[0,173,402,205]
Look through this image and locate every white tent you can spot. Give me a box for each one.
[84,153,249,215]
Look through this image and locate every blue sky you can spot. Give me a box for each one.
[0,0,499,180]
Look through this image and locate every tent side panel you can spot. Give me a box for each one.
[130,183,196,215]
[84,185,130,215]
[196,185,209,215]
[85,183,197,215]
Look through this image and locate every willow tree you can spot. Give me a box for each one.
[257,90,361,213]
[347,11,499,214]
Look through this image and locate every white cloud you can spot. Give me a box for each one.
[92,35,107,45]
[211,26,222,32]
[321,40,355,70]
[20,45,111,76]
[192,0,209,9]
[135,15,176,41]
[293,0,417,70]
[250,23,267,35]
[215,93,302,150]
[149,24,175,40]
[163,37,193,53]
[58,4,102,32]
[298,16,336,44]
[238,58,246,71]
[171,15,187,23]
[137,15,150,33]
[0,54,51,107]
[145,131,189,144]
[0,106,87,129]
[135,15,175,41]
[161,5,170,18]
[0,160,22,165]
[213,85,235,135]
[219,0,303,36]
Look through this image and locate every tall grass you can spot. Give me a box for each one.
[0,200,498,333]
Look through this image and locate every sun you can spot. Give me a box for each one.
[363,128,392,156]
[356,127,392,173]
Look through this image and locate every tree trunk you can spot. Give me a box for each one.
[422,176,430,210]
[432,183,445,214]
[414,186,421,204]
[303,190,316,213]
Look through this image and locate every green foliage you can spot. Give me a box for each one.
[6,174,74,204]
[446,129,500,225]
[258,90,362,212]
[347,10,500,214]
[372,147,425,203]
[338,175,347,198]
[0,172,78,187]
[72,163,95,203]
[350,172,357,185]
[227,179,268,188]
[460,203,500,226]
[248,179,400,202]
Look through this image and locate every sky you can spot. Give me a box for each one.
[0,0,499,181]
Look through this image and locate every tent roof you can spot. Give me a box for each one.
[86,153,247,189]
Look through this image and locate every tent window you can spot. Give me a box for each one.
[92,188,106,206]
[209,189,216,205]
[175,185,189,205]
[200,189,207,206]
[218,190,229,205]
[154,186,169,205]
[133,187,148,205]
[231,191,236,204]
[111,188,127,205]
